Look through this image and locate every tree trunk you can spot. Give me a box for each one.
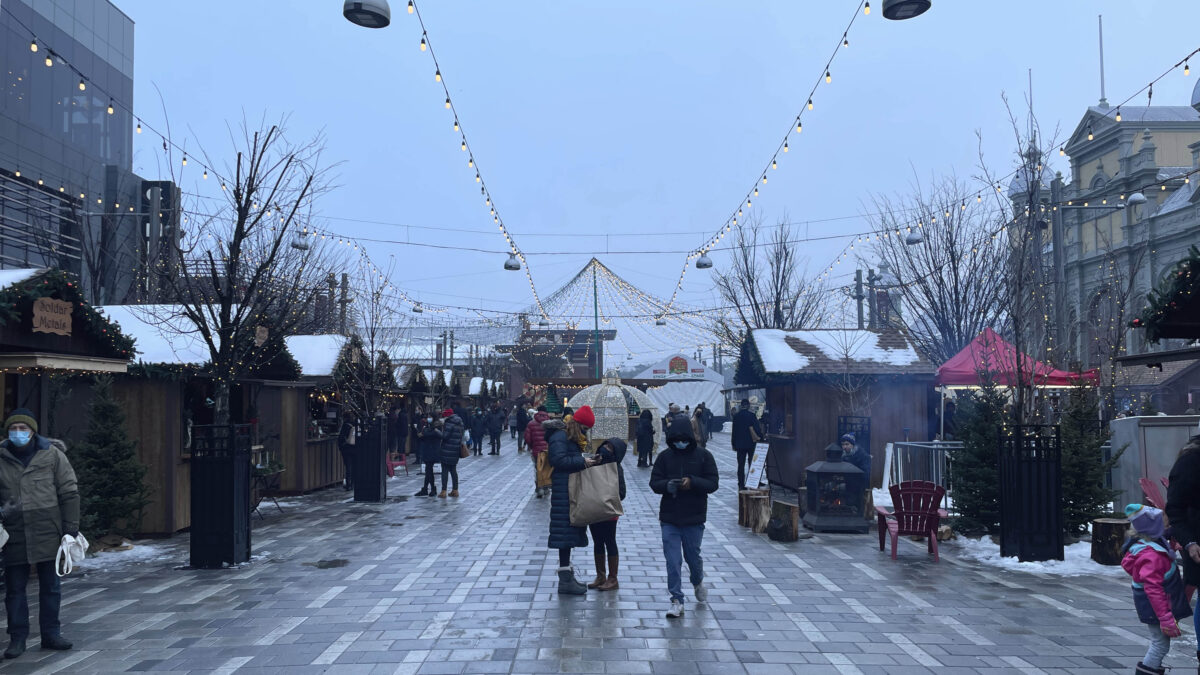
[212,380,232,427]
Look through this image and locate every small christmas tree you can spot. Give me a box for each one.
[947,370,1007,535]
[69,376,153,537]
[543,383,563,415]
[1060,383,1124,536]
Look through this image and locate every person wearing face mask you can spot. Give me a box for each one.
[0,408,79,658]
[545,405,596,594]
[650,415,719,618]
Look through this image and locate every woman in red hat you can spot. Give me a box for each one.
[543,405,596,594]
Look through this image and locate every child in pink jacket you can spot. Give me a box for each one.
[1121,504,1189,675]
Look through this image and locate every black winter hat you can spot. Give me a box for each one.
[666,416,695,443]
[604,437,627,455]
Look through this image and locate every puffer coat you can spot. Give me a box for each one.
[524,411,550,456]
[439,414,465,465]
[636,416,655,458]
[416,420,443,464]
[545,418,588,549]
[470,412,488,444]
[487,409,507,434]
[0,436,80,564]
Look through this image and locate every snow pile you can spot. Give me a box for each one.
[469,376,484,395]
[945,536,1125,577]
[285,334,344,377]
[753,329,810,372]
[0,268,43,290]
[78,540,182,572]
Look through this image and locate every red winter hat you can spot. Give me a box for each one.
[441,408,455,418]
[573,405,595,429]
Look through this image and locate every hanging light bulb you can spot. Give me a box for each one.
[1087,125,1094,141]
[408,0,414,12]
[746,199,752,207]
[825,70,831,83]
[864,2,870,14]
[1186,61,1191,76]
[796,120,802,133]
[761,174,767,184]
[78,78,86,91]
[182,155,187,166]
[435,70,441,82]
[107,100,114,115]
[30,39,37,53]
[807,98,813,110]
[44,54,52,67]
[136,122,142,134]
[1059,146,1064,156]
[468,157,474,168]
[753,188,759,196]
[13,169,19,178]
[444,97,451,109]
[783,141,789,153]
[843,35,849,48]
[476,173,481,183]
[420,35,427,51]
[461,140,466,151]
[453,119,459,131]
[1115,108,1122,122]
[203,169,208,180]
[771,158,777,170]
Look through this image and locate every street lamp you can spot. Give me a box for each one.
[905,230,924,245]
[343,0,391,28]
[695,253,713,269]
[504,253,521,270]
[882,0,932,20]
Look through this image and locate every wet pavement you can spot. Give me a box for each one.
[1,432,1196,674]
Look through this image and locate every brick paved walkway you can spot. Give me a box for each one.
[2,433,1197,674]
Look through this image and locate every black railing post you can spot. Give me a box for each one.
[998,424,1063,562]
[354,417,387,503]
[189,424,252,569]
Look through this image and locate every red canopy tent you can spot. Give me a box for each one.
[936,328,1098,387]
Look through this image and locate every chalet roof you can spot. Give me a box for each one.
[0,269,45,290]
[284,334,345,378]
[98,305,212,366]
[1116,358,1200,388]
[745,328,934,378]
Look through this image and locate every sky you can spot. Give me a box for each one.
[118,0,1200,362]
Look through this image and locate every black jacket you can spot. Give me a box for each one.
[439,414,465,464]
[598,437,628,501]
[636,417,655,457]
[487,409,507,434]
[730,409,762,451]
[650,417,719,526]
[545,419,588,549]
[470,412,488,442]
[337,421,356,453]
[416,420,442,464]
[516,406,529,430]
[1166,446,1200,585]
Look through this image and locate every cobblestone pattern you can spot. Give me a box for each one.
[2,433,1197,674]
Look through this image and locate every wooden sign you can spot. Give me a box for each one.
[745,449,767,488]
[254,325,269,347]
[32,297,72,336]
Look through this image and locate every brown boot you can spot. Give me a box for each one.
[587,553,606,589]
[598,555,619,591]
[450,490,459,498]
[438,490,447,498]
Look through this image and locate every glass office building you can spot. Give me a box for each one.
[1,0,176,303]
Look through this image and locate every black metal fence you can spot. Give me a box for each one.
[998,424,1063,562]
[889,441,955,510]
[354,417,387,503]
[190,424,252,568]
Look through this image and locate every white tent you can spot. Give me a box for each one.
[636,354,725,423]
[635,354,723,384]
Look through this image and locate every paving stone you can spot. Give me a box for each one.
[3,433,1193,674]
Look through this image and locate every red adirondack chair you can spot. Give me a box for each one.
[1139,477,1166,510]
[875,480,948,562]
[386,452,408,477]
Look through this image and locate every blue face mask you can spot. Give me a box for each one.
[673,440,690,450]
[8,430,32,447]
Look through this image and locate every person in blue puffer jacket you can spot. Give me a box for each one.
[545,406,596,595]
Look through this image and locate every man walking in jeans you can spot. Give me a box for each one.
[650,416,719,618]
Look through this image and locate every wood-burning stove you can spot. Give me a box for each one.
[803,443,869,533]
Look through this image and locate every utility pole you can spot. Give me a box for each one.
[592,263,601,378]
[854,270,865,330]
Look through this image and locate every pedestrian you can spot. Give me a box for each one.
[691,406,707,450]
[636,409,655,468]
[545,405,596,594]
[588,437,627,591]
[487,404,506,455]
[438,408,465,498]
[1121,503,1190,675]
[0,408,79,657]
[1165,434,1200,670]
[508,407,518,440]
[337,412,357,491]
[525,407,552,498]
[840,433,872,518]
[414,414,442,497]
[516,405,530,453]
[470,408,487,456]
[731,399,763,490]
[650,415,719,618]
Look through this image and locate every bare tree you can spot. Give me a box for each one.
[712,217,829,349]
[869,176,1010,365]
[335,259,411,418]
[819,330,882,416]
[1085,232,1148,415]
[147,120,343,425]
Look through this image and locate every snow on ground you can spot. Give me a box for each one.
[77,540,183,572]
[944,536,1125,577]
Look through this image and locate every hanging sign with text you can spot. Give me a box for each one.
[32,298,72,336]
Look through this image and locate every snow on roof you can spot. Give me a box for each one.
[468,376,484,395]
[424,369,445,386]
[0,269,44,290]
[97,305,212,366]
[284,335,345,377]
[1158,178,1198,215]
[750,328,932,376]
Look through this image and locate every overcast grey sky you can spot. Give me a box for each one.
[120,1,1200,358]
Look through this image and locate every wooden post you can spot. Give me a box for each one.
[1091,518,1129,566]
[769,499,800,541]
[749,494,771,534]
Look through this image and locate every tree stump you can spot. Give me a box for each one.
[768,499,800,541]
[749,494,771,534]
[1091,518,1129,566]
[739,489,767,527]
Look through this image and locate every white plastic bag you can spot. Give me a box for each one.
[55,533,89,577]
[0,523,8,550]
